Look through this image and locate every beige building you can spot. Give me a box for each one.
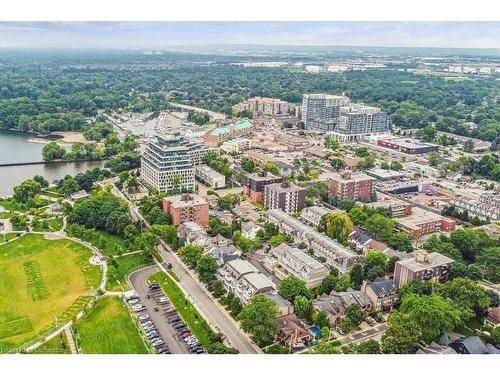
[394,250,454,287]
[271,243,329,288]
[233,97,294,115]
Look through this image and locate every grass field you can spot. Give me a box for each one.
[74,296,148,354]
[32,217,64,232]
[97,230,128,256]
[32,332,70,354]
[148,272,214,348]
[0,198,29,212]
[0,233,20,243]
[106,253,152,292]
[0,234,101,351]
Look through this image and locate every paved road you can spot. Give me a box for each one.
[129,266,189,354]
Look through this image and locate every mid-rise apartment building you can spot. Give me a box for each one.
[163,194,209,228]
[302,94,350,132]
[203,120,254,146]
[217,259,276,304]
[266,209,361,273]
[395,207,456,239]
[243,171,283,204]
[271,243,329,288]
[194,164,226,189]
[331,104,390,142]
[394,249,454,287]
[233,97,294,115]
[301,94,390,140]
[141,135,211,193]
[329,172,376,203]
[264,181,306,213]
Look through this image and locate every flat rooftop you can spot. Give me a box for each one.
[382,137,437,149]
[164,194,208,208]
[395,207,453,229]
[398,252,454,272]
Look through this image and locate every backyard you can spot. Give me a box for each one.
[74,296,148,354]
[0,234,101,351]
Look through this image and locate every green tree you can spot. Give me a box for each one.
[364,214,394,242]
[294,295,313,322]
[365,251,388,274]
[196,255,219,284]
[313,310,330,329]
[438,277,491,320]
[238,295,280,347]
[476,247,500,283]
[349,263,364,289]
[178,245,203,268]
[399,293,461,343]
[42,141,66,161]
[463,139,474,153]
[347,206,368,225]
[278,276,312,302]
[345,304,364,327]
[13,179,42,203]
[319,275,338,295]
[335,274,351,292]
[320,212,353,245]
[428,151,440,167]
[382,312,421,354]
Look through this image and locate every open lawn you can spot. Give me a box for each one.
[106,253,152,292]
[32,217,64,232]
[32,332,70,354]
[148,272,214,349]
[97,230,128,256]
[0,234,101,351]
[74,296,148,354]
[0,198,29,213]
[0,233,20,243]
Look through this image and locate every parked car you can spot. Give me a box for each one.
[182,332,193,338]
[148,283,160,290]
[335,326,345,335]
[126,295,139,302]
[138,314,150,322]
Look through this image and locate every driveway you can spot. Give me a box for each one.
[129,266,189,354]
[338,323,388,345]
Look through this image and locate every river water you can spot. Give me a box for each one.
[0,130,104,196]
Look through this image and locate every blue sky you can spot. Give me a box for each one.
[0,22,498,49]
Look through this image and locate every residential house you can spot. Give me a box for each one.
[217,259,276,304]
[271,243,329,288]
[312,288,371,325]
[241,222,262,240]
[361,277,398,311]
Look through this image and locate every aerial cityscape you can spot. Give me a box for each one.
[0,20,499,361]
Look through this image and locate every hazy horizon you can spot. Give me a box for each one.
[0,22,498,49]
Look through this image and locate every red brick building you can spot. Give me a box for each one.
[163,194,209,227]
[395,207,456,239]
[329,172,375,203]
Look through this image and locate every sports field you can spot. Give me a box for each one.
[0,234,101,351]
[75,296,148,354]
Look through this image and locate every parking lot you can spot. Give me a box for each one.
[128,266,206,354]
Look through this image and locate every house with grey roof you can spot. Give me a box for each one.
[217,259,276,304]
[361,277,398,311]
[271,243,329,288]
[312,288,372,325]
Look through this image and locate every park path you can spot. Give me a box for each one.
[25,322,71,353]
[64,325,78,354]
